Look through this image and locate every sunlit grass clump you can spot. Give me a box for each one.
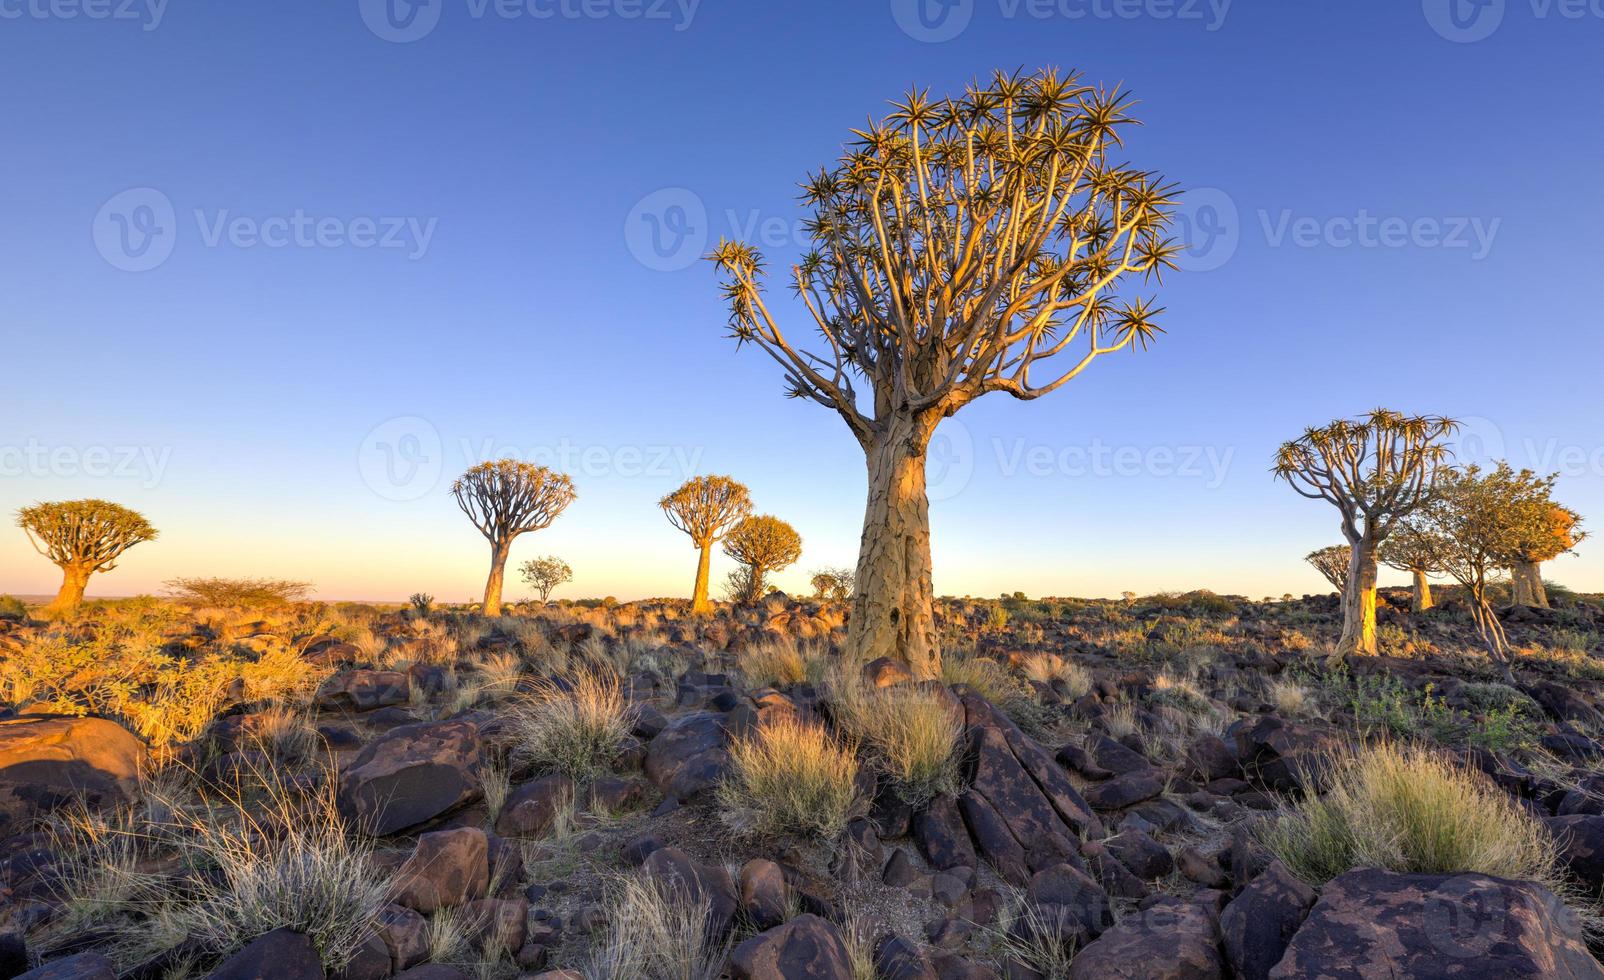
[582,872,727,980]
[720,717,859,842]
[508,668,635,779]
[1260,742,1561,891]
[831,675,963,805]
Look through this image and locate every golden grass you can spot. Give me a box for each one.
[1260,742,1563,892]
[831,675,962,805]
[507,668,636,779]
[582,872,727,980]
[1020,653,1092,698]
[720,717,860,842]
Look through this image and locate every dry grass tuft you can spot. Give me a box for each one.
[581,872,727,980]
[831,675,963,805]
[1260,742,1563,893]
[507,668,636,779]
[1020,653,1092,698]
[720,717,860,842]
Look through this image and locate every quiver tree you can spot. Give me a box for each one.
[1305,546,1351,597]
[810,566,855,602]
[1378,524,1439,612]
[451,460,576,616]
[1510,503,1584,608]
[520,556,573,604]
[721,515,802,604]
[659,475,753,614]
[1400,463,1559,674]
[1273,410,1458,655]
[710,68,1179,679]
[17,499,157,615]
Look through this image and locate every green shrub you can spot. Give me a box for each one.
[0,595,26,621]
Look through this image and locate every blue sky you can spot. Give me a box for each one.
[3,0,1601,602]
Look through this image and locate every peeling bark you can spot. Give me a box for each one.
[482,541,511,616]
[691,542,714,615]
[45,564,92,616]
[848,414,940,680]
[1511,561,1549,608]
[1337,538,1379,655]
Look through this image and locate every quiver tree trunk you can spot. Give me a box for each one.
[482,541,511,616]
[691,542,713,615]
[1511,561,1549,608]
[848,415,940,680]
[1337,538,1380,655]
[45,564,93,616]
[1411,568,1434,612]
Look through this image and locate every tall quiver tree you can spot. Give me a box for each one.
[1274,410,1458,655]
[660,475,753,615]
[1510,503,1584,608]
[710,68,1179,679]
[1379,523,1438,612]
[17,499,157,615]
[452,460,576,617]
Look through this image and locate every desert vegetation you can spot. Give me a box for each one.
[5,66,1603,980]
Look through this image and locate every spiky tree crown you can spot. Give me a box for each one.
[722,514,803,572]
[660,475,753,545]
[709,67,1179,444]
[451,460,576,546]
[17,499,157,572]
[1274,409,1459,541]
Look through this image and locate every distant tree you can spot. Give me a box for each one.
[659,475,752,615]
[17,499,157,615]
[1510,503,1584,609]
[722,515,802,604]
[409,592,434,616]
[1305,545,1351,597]
[520,555,573,603]
[809,567,854,602]
[1378,524,1438,612]
[165,577,312,607]
[1274,410,1457,655]
[1400,463,1557,673]
[452,460,576,616]
[710,68,1178,679]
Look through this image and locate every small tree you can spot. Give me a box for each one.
[1401,463,1557,672]
[722,515,802,604]
[1274,410,1457,655]
[1378,524,1439,612]
[810,566,854,602]
[710,68,1178,679]
[451,460,576,617]
[1305,546,1351,597]
[1510,503,1584,609]
[521,556,573,604]
[17,499,157,615]
[659,475,752,615]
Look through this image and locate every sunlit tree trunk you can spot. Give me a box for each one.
[483,541,511,616]
[1411,568,1434,612]
[690,542,713,614]
[1511,561,1549,608]
[1337,538,1379,655]
[848,415,939,680]
[45,564,92,616]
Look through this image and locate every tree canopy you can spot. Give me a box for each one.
[18,499,157,573]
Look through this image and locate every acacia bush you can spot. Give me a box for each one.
[165,577,313,607]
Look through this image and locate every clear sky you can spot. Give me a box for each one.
[3,0,1602,603]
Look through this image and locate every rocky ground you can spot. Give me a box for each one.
[3,587,1604,979]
